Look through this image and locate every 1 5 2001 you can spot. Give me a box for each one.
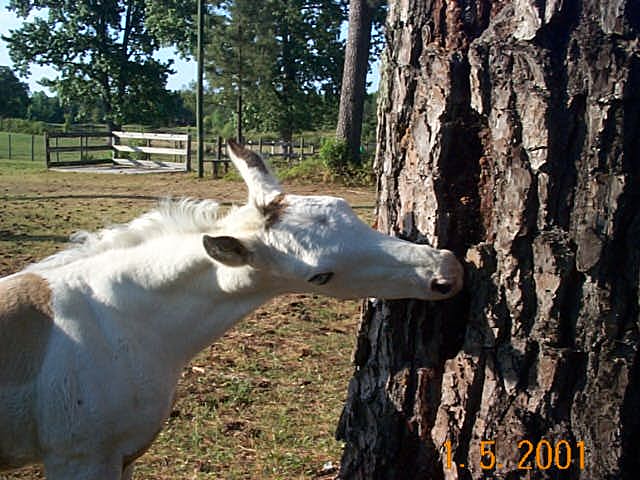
[444,439,585,471]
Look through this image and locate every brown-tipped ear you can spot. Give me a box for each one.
[226,139,282,206]
[202,235,251,267]
[227,139,269,173]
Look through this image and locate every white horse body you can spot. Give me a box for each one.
[0,140,463,479]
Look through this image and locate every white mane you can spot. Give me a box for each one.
[27,199,224,272]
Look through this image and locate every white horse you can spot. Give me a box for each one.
[0,140,463,479]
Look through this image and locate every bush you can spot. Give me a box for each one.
[318,137,352,173]
[0,117,47,135]
[278,156,331,184]
[317,137,375,186]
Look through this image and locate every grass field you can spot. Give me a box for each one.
[0,158,375,479]
[0,131,329,171]
[0,131,47,163]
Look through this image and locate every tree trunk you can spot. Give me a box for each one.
[336,0,374,164]
[337,1,640,479]
[236,22,243,143]
[236,82,243,142]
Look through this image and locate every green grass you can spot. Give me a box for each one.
[0,158,374,479]
[0,131,114,165]
[0,131,47,163]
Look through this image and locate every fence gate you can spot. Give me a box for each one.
[111,131,191,172]
[44,132,113,167]
[44,130,191,172]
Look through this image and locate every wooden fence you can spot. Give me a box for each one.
[1,132,43,161]
[204,136,317,178]
[32,130,374,176]
[45,131,113,167]
[112,131,191,172]
[44,131,191,171]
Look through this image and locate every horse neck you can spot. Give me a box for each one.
[60,234,279,368]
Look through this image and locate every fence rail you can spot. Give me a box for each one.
[111,130,191,171]
[44,131,113,167]
[202,136,320,178]
[1,131,373,177]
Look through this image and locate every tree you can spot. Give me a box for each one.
[266,0,345,141]
[3,0,196,128]
[0,66,29,118]
[27,91,65,123]
[205,0,345,141]
[335,0,385,163]
[205,0,273,141]
[337,1,639,479]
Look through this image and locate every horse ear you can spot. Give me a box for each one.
[202,235,252,267]
[226,139,282,206]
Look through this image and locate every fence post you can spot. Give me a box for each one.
[212,137,217,178]
[300,136,304,158]
[44,132,50,167]
[215,136,222,179]
[259,137,263,154]
[8,133,11,159]
[185,134,192,172]
[224,139,229,174]
[146,137,151,162]
[31,134,35,161]
[110,131,116,164]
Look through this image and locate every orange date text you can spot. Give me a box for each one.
[444,439,585,471]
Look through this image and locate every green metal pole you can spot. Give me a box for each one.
[196,0,205,178]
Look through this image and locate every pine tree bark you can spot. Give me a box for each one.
[337,1,640,479]
[336,0,375,163]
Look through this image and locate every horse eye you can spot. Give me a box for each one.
[308,272,334,285]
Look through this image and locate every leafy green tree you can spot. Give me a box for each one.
[157,91,196,127]
[3,0,196,129]
[27,91,65,123]
[361,91,378,144]
[0,66,29,118]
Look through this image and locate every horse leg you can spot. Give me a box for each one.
[44,455,123,480]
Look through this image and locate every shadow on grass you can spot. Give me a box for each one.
[1,194,162,202]
[0,193,374,209]
[0,231,70,243]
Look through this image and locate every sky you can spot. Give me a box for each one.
[0,1,379,96]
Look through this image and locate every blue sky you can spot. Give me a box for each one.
[0,1,379,95]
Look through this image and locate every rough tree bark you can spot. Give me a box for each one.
[336,0,375,163]
[337,1,639,479]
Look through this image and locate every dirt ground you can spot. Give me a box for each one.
[0,167,375,479]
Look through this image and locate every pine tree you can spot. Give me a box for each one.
[337,1,640,478]
[204,0,345,140]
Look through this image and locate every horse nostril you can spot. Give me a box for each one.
[431,278,453,295]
